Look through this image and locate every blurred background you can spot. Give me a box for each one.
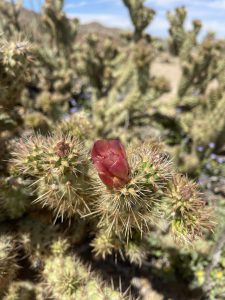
[24,0,225,39]
[0,1,225,299]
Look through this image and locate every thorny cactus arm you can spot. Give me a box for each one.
[57,111,93,143]
[0,235,19,296]
[79,1,168,140]
[0,37,33,170]
[164,174,214,244]
[179,19,202,61]
[167,7,201,59]
[123,0,155,41]
[91,226,149,266]
[0,177,32,221]
[203,226,225,295]
[2,281,39,300]
[11,132,96,220]
[30,14,81,122]
[90,139,213,243]
[42,239,129,300]
[167,6,187,56]
[11,135,213,246]
[0,38,32,109]
[0,0,22,35]
[91,40,169,138]
[24,111,51,134]
[90,229,122,260]
[91,140,173,239]
[18,215,64,270]
[76,34,118,97]
[31,51,74,121]
[42,0,79,55]
[189,93,225,149]
[0,2,221,299]
[177,34,222,98]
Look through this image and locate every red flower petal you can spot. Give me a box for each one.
[99,173,115,187]
[108,158,129,179]
[91,139,130,189]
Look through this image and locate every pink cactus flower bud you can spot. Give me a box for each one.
[91,139,130,188]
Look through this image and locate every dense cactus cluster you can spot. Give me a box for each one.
[0,235,19,296]
[0,0,224,299]
[167,6,202,59]
[153,8,225,181]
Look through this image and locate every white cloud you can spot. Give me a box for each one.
[93,0,121,3]
[207,0,225,9]
[68,10,169,37]
[64,0,123,11]
[65,0,122,7]
[68,12,132,28]
[65,1,88,9]
[148,0,225,10]
[146,0,201,8]
[148,0,184,5]
[66,0,225,39]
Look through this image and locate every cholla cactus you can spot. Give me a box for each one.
[154,24,225,177]
[24,111,51,134]
[164,174,214,244]
[3,281,38,300]
[123,0,155,41]
[0,176,31,221]
[19,0,83,124]
[0,37,32,170]
[91,140,173,238]
[90,39,169,139]
[11,132,95,219]
[0,37,32,109]
[167,6,187,56]
[91,228,148,266]
[179,19,202,61]
[11,136,213,247]
[188,93,225,148]
[18,215,63,269]
[42,239,128,300]
[42,0,78,54]
[75,1,169,141]
[167,7,201,58]
[0,1,22,35]
[124,239,148,266]
[57,111,93,142]
[178,34,223,98]
[0,235,19,294]
[76,34,118,97]
[0,1,220,298]
[165,37,225,175]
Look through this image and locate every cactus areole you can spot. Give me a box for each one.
[91,140,130,188]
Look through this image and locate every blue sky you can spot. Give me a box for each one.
[23,0,225,38]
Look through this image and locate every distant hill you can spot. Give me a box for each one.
[15,5,124,43]
[78,22,123,40]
